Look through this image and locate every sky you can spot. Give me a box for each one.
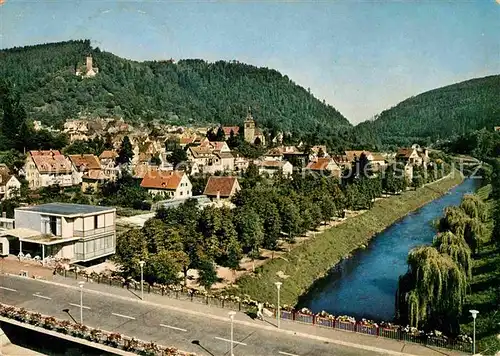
[0,0,499,124]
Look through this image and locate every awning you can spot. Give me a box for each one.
[0,228,80,245]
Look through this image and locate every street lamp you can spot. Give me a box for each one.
[274,282,282,329]
[228,311,236,356]
[469,309,479,355]
[139,260,145,300]
[78,281,85,324]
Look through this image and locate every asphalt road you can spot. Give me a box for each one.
[0,275,385,356]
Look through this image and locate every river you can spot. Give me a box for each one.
[300,178,480,321]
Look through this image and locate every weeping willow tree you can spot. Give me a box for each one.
[396,246,468,334]
[432,231,472,279]
[439,206,485,254]
[460,194,488,222]
[439,206,469,236]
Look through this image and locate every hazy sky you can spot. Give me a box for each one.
[1,0,499,124]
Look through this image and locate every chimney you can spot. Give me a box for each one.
[216,190,220,200]
[2,212,6,218]
[86,56,93,72]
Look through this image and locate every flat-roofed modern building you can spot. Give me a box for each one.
[4,203,116,263]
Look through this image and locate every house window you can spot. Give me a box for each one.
[180,191,183,196]
[94,215,98,229]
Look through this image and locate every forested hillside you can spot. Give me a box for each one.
[0,40,350,136]
[355,75,500,147]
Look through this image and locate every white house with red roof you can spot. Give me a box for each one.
[140,170,192,199]
[305,157,342,177]
[24,150,79,189]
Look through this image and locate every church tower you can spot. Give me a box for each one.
[244,108,256,143]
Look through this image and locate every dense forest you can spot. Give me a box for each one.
[354,75,500,147]
[0,40,350,139]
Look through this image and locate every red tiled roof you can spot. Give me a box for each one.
[31,153,72,174]
[397,148,413,159]
[29,150,62,157]
[140,170,184,190]
[203,176,239,197]
[306,158,339,171]
[68,154,101,172]
[222,126,240,136]
[258,160,288,168]
[180,137,196,145]
[344,150,370,162]
[99,150,118,160]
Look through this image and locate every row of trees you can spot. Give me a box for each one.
[396,193,489,334]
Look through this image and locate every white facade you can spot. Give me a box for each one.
[11,203,116,263]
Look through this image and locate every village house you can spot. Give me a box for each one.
[99,150,119,179]
[81,170,110,193]
[187,141,235,174]
[234,154,250,172]
[179,136,197,148]
[256,160,293,177]
[140,170,192,199]
[24,150,79,189]
[305,157,342,178]
[396,145,428,166]
[344,150,387,170]
[310,145,329,160]
[0,164,21,200]
[63,120,89,142]
[68,154,109,192]
[332,154,351,170]
[3,203,115,263]
[203,176,241,200]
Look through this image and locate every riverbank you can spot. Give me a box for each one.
[236,171,465,306]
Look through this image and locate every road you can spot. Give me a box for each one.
[0,275,386,356]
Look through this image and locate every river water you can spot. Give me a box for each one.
[300,178,480,321]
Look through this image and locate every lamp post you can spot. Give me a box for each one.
[139,260,145,300]
[78,281,85,324]
[469,309,478,355]
[274,282,282,329]
[228,311,236,356]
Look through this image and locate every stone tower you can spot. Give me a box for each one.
[244,109,255,143]
[86,56,93,72]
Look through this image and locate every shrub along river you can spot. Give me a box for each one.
[299,178,480,321]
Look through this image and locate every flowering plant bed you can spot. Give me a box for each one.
[0,303,194,356]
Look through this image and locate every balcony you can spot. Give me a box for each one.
[73,226,115,238]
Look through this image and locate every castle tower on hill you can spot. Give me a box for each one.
[76,55,99,78]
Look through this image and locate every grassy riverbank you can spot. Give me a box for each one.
[460,184,500,354]
[235,171,464,306]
